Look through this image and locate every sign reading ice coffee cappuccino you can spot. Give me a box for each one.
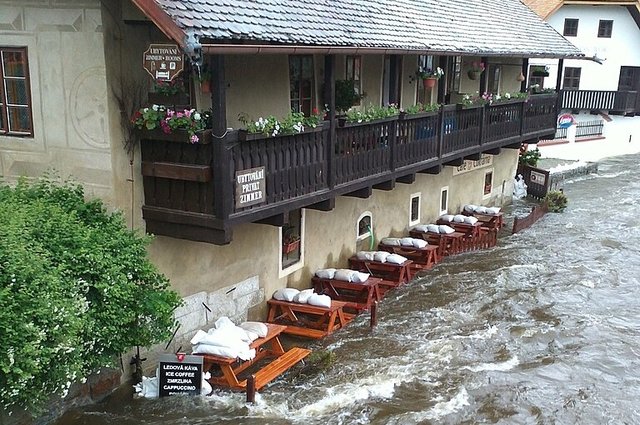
[143,44,184,81]
[452,155,493,176]
[235,166,266,208]
[158,353,202,397]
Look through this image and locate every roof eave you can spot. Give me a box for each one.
[131,0,187,48]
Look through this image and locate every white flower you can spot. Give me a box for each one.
[152,104,159,111]
[505,93,511,99]
[193,112,201,121]
[143,108,149,113]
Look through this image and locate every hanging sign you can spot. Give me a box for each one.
[143,44,184,81]
[158,353,203,397]
[557,113,576,129]
[530,170,547,186]
[452,155,493,176]
[235,166,266,208]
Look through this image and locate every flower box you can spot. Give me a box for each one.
[399,110,439,120]
[137,128,212,144]
[238,122,325,142]
[340,116,398,128]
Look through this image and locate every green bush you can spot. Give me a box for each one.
[0,178,182,413]
[545,190,568,212]
[519,147,541,167]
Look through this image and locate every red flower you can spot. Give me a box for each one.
[312,107,319,115]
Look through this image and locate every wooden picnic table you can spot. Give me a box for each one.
[435,219,484,238]
[409,229,467,257]
[377,243,439,272]
[194,323,310,391]
[267,298,354,339]
[462,210,504,230]
[347,256,414,286]
[311,276,383,313]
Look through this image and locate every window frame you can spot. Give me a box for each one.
[346,55,362,105]
[409,192,421,227]
[483,170,494,199]
[439,186,449,216]
[598,20,613,38]
[356,211,373,241]
[288,55,314,116]
[279,209,305,278]
[563,67,581,90]
[0,46,34,137]
[563,18,579,37]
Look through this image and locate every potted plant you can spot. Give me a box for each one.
[335,79,364,125]
[131,104,211,143]
[416,66,444,89]
[467,61,485,80]
[282,224,300,257]
[196,65,212,94]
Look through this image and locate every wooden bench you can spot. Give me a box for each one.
[267,298,354,339]
[409,229,467,257]
[194,323,310,391]
[311,276,383,313]
[436,219,484,239]
[347,256,413,286]
[377,243,439,272]
[462,210,504,230]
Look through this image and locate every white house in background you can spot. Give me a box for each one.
[524,1,640,91]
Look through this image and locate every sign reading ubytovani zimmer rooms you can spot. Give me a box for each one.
[452,155,493,176]
[143,44,184,81]
[158,353,202,397]
[235,166,266,208]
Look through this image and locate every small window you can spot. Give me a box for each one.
[0,47,33,136]
[281,209,303,270]
[440,187,449,215]
[416,55,435,103]
[598,20,613,38]
[289,55,314,116]
[487,65,501,94]
[409,193,421,226]
[446,56,461,94]
[357,212,372,241]
[563,67,581,90]
[563,18,579,37]
[483,170,494,198]
[346,55,362,103]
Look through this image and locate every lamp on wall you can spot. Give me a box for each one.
[516,71,526,82]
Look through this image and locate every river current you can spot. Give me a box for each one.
[58,153,640,424]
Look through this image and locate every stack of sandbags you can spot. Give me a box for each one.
[412,223,455,234]
[464,204,501,215]
[355,250,408,264]
[380,237,428,248]
[273,286,332,308]
[190,316,265,360]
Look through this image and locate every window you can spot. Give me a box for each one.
[483,170,494,198]
[598,20,613,38]
[447,56,461,94]
[440,187,449,215]
[487,65,501,94]
[357,212,372,241]
[529,75,544,89]
[280,209,304,273]
[409,193,421,226]
[417,55,435,103]
[346,55,362,103]
[563,18,579,37]
[618,66,640,91]
[563,67,581,90]
[0,47,33,136]
[289,55,314,115]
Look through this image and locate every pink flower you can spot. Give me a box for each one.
[166,110,175,117]
[184,109,191,117]
[190,134,199,143]
[176,112,184,118]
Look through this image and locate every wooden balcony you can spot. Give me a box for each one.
[560,89,639,115]
[140,94,558,244]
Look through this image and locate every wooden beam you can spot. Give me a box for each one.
[521,58,529,93]
[419,165,442,175]
[464,153,482,161]
[306,198,335,212]
[505,142,523,149]
[145,221,232,245]
[256,214,287,227]
[484,147,501,155]
[211,55,227,135]
[556,58,564,93]
[343,186,372,199]
[373,180,395,191]
[396,173,416,184]
[141,161,212,182]
[444,158,464,167]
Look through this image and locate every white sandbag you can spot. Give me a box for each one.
[412,224,429,233]
[438,225,455,234]
[374,251,390,263]
[201,372,212,396]
[413,238,428,248]
[400,237,415,247]
[307,293,332,308]
[273,287,300,302]
[294,288,315,304]
[239,321,268,338]
[464,204,477,213]
[192,328,246,349]
[453,214,467,223]
[315,268,336,279]
[487,206,501,215]
[440,214,454,222]
[380,237,401,246]
[334,269,357,282]
[475,206,488,214]
[192,343,256,361]
[352,272,370,283]
[243,329,260,342]
[356,251,375,260]
[427,224,440,233]
[463,216,478,225]
[386,253,408,264]
[214,316,235,330]
[134,375,159,399]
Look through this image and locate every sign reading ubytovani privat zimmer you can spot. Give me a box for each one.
[235,166,266,208]
[143,44,184,81]
[452,155,493,176]
[158,353,202,397]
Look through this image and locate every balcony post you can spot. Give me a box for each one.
[519,100,525,137]
[521,58,529,93]
[324,54,336,189]
[479,105,486,146]
[389,119,396,172]
[210,54,232,219]
[555,59,564,93]
[210,54,227,136]
[479,56,488,94]
[437,106,444,158]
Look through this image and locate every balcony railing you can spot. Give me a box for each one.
[140,94,558,244]
[560,89,639,115]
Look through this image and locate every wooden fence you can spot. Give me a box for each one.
[512,203,549,234]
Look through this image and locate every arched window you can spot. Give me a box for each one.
[357,211,372,241]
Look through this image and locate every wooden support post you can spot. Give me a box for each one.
[480,56,488,94]
[437,56,447,104]
[324,55,336,190]
[556,59,564,93]
[246,375,256,403]
[370,300,378,328]
[521,58,529,93]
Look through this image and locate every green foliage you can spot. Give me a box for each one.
[519,147,541,167]
[404,102,441,115]
[345,103,400,123]
[238,109,323,137]
[152,78,184,96]
[545,190,568,212]
[0,178,182,413]
[335,79,364,113]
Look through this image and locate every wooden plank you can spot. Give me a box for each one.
[141,161,212,182]
[373,180,395,191]
[253,347,311,390]
[396,173,416,184]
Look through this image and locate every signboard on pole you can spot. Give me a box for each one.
[158,353,203,397]
[235,166,266,208]
[143,44,184,81]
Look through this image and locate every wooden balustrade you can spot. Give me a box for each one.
[560,90,639,115]
[395,112,439,169]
